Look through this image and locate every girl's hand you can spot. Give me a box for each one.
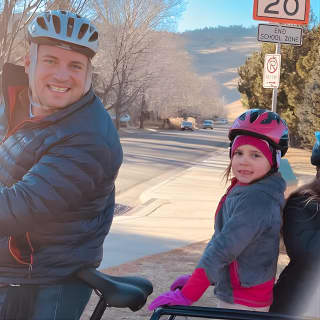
[148,289,192,311]
[170,274,191,291]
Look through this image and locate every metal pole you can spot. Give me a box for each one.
[271,42,281,112]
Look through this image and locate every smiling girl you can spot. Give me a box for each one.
[149,109,289,312]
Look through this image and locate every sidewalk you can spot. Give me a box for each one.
[100,147,229,269]
[81,143,314,319]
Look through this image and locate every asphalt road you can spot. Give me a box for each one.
[115,125,230,209]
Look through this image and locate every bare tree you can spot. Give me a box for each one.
[144,31,221,124]
[0,0,44,69]
[92,0,185,129]
[45,0,94,18]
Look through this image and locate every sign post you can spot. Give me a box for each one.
[272,45,281,112]
[254,0,309,112]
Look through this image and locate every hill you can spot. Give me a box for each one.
[180,25,261,105]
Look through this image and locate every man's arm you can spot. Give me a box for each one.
[0,134,121,236]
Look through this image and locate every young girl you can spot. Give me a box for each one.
[270,131,320,317]
[148,109,289,312]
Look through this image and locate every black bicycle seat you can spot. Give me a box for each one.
[76,268,153,311]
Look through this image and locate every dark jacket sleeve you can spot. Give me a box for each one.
[271,194,320,314]
[283,195,320,262]
[0,133,119,236]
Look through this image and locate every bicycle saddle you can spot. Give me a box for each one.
[76,268,153,311]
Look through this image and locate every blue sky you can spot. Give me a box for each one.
[177,0,320,32]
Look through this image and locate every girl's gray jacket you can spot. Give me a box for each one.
[0,63,123,284]
[197,173,286,303]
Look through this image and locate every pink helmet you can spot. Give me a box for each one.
[229,109,289,156]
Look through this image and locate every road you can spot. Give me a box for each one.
[115,125,229,210]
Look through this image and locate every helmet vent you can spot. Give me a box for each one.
[67,18,74,37]
[79,24,89,39]
[52,15,61,34]
[37,17,48,31]
[250,109,263,123]
[89,31,98,42]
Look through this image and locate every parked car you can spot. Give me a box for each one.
[202,119,214,129]
[215,118,228,125]
[110,113,131,127]
[181,121,194,131]
[220,118,228,124]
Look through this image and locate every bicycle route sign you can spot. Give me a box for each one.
[258,23,302,45]
[253,0,310,25]
[263,54,281,88]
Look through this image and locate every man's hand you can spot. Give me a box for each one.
[148,289,192,311]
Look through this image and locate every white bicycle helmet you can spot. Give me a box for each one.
[28,10,98,59]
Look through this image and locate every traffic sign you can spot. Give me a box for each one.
[258,24,303,45]
[263,54,281,88]
[253,0,310,25]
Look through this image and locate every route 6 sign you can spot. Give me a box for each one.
[253,0,310,25]
[263,54,281,88]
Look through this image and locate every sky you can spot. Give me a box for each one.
[177,0,320,32]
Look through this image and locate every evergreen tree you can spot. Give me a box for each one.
[298,60,320,148]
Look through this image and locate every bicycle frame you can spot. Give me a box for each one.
[149,306,311,320]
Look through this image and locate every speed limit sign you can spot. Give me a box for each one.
[253,0,310,25]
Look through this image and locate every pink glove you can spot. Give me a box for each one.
[170,274,191,291]
[148,289,192,311]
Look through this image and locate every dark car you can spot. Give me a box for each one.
[180,121,194,131]
[202,120,214,129]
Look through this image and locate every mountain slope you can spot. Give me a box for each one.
[181,27,261,105]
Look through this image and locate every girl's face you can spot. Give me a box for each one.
[232,144,272,184]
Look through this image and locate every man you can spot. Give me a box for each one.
[0,10,123,319]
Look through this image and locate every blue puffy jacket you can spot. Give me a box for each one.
[0,63,123,284]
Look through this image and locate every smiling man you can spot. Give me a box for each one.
[26,45,90,115]
[0,10,123,319]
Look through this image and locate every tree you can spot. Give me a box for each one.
[45,0,91,14]
[0,0,44,70]
[297,56,320,148]
[142,31,221,124]
[93,0,186,129]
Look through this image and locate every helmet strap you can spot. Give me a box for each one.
[84,61,92,94]
[28,43,41,109]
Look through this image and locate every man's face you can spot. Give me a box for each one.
[25,44,88,116]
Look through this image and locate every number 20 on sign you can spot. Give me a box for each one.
[253,0,310,25]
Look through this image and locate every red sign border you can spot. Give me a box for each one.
[253,0,310,25]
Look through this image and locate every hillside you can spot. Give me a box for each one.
[180,26,261,105]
